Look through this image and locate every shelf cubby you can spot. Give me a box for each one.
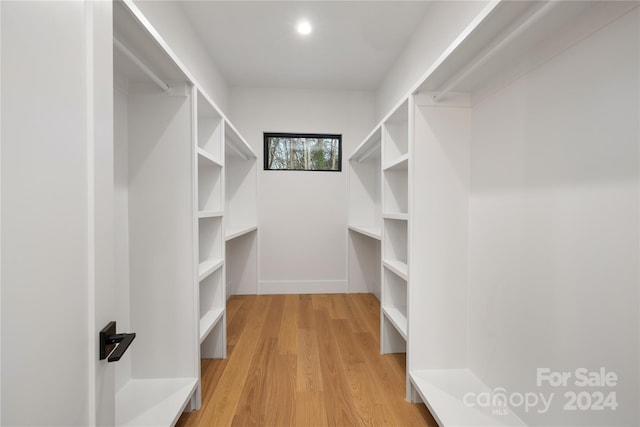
[383,218,407,266]
[382,267,407,338]
[197,91,223,161]
[198,216,223,266]
[383,167,408,215]
[383,100,409,162]
[198,156,223,212]
[199,267,224,339]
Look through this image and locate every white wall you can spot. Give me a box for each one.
[133,0,229,111]
[375,1,489,121]
[230,88,375,294]
[2,2,91,424]
[468,9,639,425]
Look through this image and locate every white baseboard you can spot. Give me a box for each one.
[258,280,348,295]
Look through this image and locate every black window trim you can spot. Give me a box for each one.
[263,132,342,172]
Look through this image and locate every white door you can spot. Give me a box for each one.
[1,1,115,425]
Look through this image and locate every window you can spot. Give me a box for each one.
[264,133,342,171]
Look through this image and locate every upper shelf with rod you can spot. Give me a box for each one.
[113,1,188,92]
[350,125,381,164]
[413,0,638,105]
[225,120,257,161]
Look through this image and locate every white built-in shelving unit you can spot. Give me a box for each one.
[195,89,226,362]
[113,2,198,425]
[347,99,412,397]
[224,113,259,297]
[348,1,639,425]
[347,127,382,296]
[112,1,258,424]
[380,99,411,399]
[408,1,638,424]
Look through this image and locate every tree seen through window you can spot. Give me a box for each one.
[264,133,341,171]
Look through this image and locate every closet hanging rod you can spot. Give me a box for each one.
[113,37,171,94]
[433,0,558,103]
[226,140,249,161]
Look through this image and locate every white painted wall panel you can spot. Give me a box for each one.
[1,2,90,424]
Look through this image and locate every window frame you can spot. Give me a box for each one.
[263,132,343,172]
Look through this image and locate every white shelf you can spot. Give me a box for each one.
[225,120,257,160]
[348,224,382,240]
[198,257,224,281]
[410,369,526,427]
[383,153,409,171]
[350,125,382,163]
[116,378,198,427]
[199,307,225,343]
[382,212,408,221]
[383,259,408,281]
[382,306,407,340]
[225,225,258,242]
[198,210,223,219]
[197,147,223,168]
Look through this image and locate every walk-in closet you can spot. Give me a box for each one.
[2,1,638,426]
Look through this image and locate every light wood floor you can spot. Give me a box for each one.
[177,294,437,427]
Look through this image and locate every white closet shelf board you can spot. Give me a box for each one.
[116,378,198,427]
[348,225,382,241]
[382,213,409,221]
[114,2,187,88]
[198,210,224,219]
[410,369,526,427]
[225,225,258,242]
[199,308,225,343]
[197,89,221,120]
[350,125,382,163]
[198,147,224,168]
[383,154,409,171]
[413,0,637,102]
[225,121,257,160]
[383,306,407,340]
[198,258,224,281]
[383,260,408,281]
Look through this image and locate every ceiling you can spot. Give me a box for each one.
[179,1,432,91]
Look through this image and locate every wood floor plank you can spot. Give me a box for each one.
[296,391,329,427]
[264,353,297,426]
[350,292,381,339]
[278,294,298,355]
[226,295,253,353]
[296,328,324,392]
[343,294,372,334]
[297,294,314,329]
[329,293,351,319]
[262,294,286,338]
[232,337,278,426]
[332,318,365,365]
[353,331,436,427]
[225,295,243,325]
[178,294,436,427]
[314,307,361,427]
[196,295,271,426]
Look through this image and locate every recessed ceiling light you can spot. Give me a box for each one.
[296,20,312,35]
